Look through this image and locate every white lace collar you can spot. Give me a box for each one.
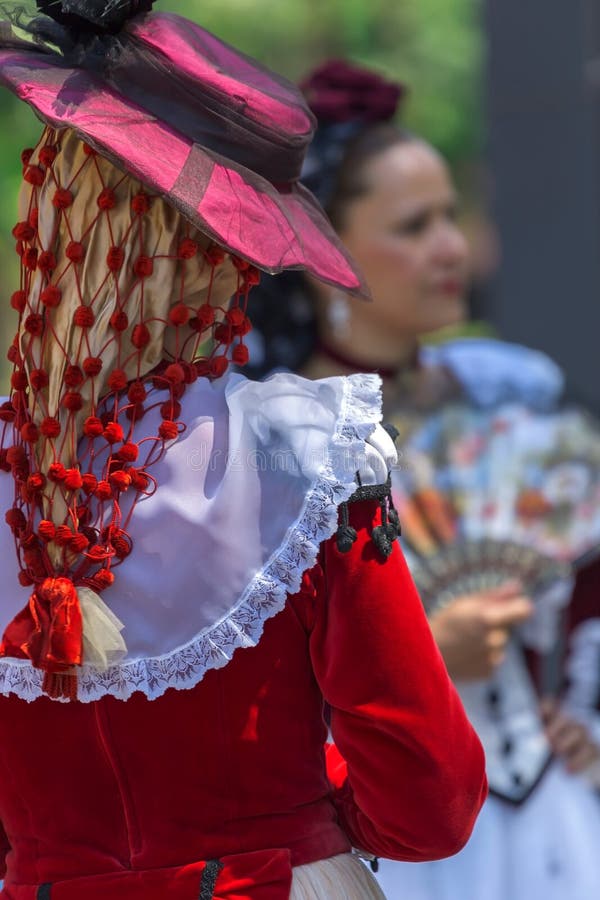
[0,372,381,702]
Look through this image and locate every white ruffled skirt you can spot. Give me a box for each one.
[375,762,600,900]
[292,853,385,899]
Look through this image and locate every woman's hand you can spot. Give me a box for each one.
[541,698,600,774]
[429,581,533,681]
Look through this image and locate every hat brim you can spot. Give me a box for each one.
[0,48,368,297]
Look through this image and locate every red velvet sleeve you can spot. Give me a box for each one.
[309,500,487,862]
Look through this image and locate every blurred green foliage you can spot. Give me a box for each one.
[0,0,483,390]
[166,0,484,162]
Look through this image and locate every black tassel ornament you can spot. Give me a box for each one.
[335,478,401,558]
[371,477,400,558]
[335,500,358,553]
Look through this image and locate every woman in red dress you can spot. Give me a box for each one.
[0,3,486,897]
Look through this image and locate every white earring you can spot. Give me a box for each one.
[327,290,352,340]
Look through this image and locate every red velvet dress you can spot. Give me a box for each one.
[0,501,486,898]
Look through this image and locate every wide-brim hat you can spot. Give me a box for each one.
[0,5,366,295]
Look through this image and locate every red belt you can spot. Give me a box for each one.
[1,849,293,899]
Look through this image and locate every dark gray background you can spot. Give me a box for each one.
[486,0,600,411]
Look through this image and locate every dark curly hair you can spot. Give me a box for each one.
[246,60,412,378]
[301,59,410,230]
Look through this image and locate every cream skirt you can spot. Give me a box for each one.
[291,853,386,899]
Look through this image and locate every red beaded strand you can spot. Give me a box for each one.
[0,128,258,691]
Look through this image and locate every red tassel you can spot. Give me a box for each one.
[42,671,78,701]
[0,577,83,699]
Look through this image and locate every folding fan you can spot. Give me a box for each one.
[392,403,600,615]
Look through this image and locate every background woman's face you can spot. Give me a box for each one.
[338,140,469,337]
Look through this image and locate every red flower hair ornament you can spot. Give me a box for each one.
[300,59,406,126]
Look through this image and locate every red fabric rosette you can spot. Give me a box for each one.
[0,576,82,675]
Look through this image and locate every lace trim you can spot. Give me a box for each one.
[0,373,382,702]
